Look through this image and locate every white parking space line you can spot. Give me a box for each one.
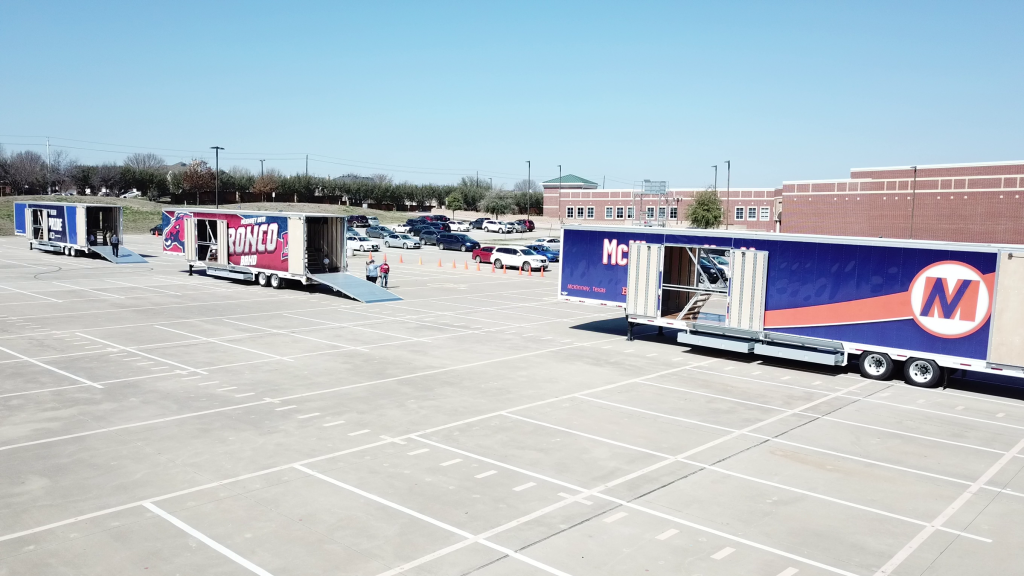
[224,318,364,351]
[0,383,94,398]
[156,325,293,361]
[557,492,592,505]
[323,421,345,426]
[711,547,735,560]
[440,459,461,466]
[275,405,297,411]
[407,449,429,455]
[75,333,207,375]
[348,429,370,436]
[874,436,1024,576]
[778,568,800,576]
[513,482,536,491]
[297,413,320,419]
[236,393,254,397]
[217,387,237,391]
[0,283,61,302]
[655,528,679,540]
[603,512,627,523]
[105,279,180,295]
[474,470,497,478]
[143,503,274,576]
[52,282,123,299]
[294,466,573,576]
[0,344,102,389]
[197,381,220,386]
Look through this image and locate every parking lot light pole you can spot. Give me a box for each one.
[211,146,224,208]
[526,161,531,217]
[259,159,264,177]
[725,160,731,230]
[558,164,562,224]
[909,165,918,239]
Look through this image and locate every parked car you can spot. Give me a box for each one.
[384,233,420,249]
[472,246,495,264]
[346,215,370,228]
[406,217,427,226]
[348,235,380,252]
[710,254,730,278]
[427,221,452,232]
[509,221,527,233]
[419,229,440,245]
[437,233,480,252]
[697,257,723,285]
[483,220,515,234]
[515,219,536,232]
[490,246,549,271]
[449,220,471,232]
[471,217,488,230]
[367,216,380,226]
[409,224,434,237]
[366,226,393,238]
[393,223,412,233]
[431,215,450,222]
[532,237,561,250]
[120,191,142,199]
[150,224,164,235]
[524,244,559,262]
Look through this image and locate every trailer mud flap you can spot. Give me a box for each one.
[90,245,148,264]
[311,272,402,303]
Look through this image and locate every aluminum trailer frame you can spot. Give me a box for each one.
[13,200,144,262]
[557,224,1024,387]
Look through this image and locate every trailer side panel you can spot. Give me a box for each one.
[163,209,290,272]
[561,227,998,361]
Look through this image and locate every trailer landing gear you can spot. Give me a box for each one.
[626,321,635,341]
[188,264,194,276]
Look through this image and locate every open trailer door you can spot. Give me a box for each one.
[626,242,662,319]
[989,250,1024,368]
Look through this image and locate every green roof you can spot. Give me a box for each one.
[543,174,598,186]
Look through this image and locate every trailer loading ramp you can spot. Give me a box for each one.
[89,245,148,264]
[311,272,402,303]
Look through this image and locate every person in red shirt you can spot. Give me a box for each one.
[379,261,390,288]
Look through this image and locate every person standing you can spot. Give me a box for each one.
[104,230,111,246]
[379,261,390,288]
[111,233,120,257]
[365,257,379,283]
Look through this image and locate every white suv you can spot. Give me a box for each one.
[490,246,549,271]
[347,235,380,252]
[483,220,514,234]
[449,220,471,232]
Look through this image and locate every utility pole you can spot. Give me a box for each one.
[909,165,918,239]
[558,164,562,223]
[725,160,731,230]
[602,176,605,189]
[211,146,224,208]
[305,155,308,177]
[46,137,50,194]
[476,171,479,187]
[526,161,531,217]
[260,159,265,177]
[488,177,492,189]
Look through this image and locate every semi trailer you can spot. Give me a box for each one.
[161,208,399,303]
[558,225,1024,388]
[13,201,147,263]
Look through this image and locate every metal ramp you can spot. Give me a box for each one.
[311,272,402,303]
[90,245,148,264]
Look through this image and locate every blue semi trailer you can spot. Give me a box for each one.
[13,201,146,263]
[558,225,1024,388]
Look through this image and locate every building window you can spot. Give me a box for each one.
[658,207,666,219]
[616,206,624,219]
[760,206,770,221]
[586,206,595,219]
[576,207,585,219]
[605,206,613,219]
[747,207,757,220]
[627,206,634,219]
[566,206,574,219]
[646,206,655,219]
[669,206,678,219]
[735,206,745,220]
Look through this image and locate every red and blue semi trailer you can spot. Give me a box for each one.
[557,225,1024,388]
[161,208,399,303]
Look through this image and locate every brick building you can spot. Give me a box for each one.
[782,161,1024,243]
[541,174,780,231]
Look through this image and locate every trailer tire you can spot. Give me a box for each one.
[859,351,894,380]
[904,358,942,388]
[493,258,503,269]
[270,274,283,289]
[257,272,269,287]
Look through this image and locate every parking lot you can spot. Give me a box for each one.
[2,231,1024,576]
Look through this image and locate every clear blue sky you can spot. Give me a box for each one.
[2,1,1021,189]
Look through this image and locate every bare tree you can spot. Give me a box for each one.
[48,149,78,193]
[371,173,394,186]
[124,152,166,171]
[512,179,541,193]
[94,163,122,195]
[228,166,253,178]
[6,150,47,194]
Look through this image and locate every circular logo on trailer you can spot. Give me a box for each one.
[908,261,991,338]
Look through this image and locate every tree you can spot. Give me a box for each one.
[182,159,216,196]
[252,173,280,201]
[124,153,166,171]
[512,178,541,193]
[94,163,122,195]
[481,191,515,219]
[371,173,393,186]
[48,149,78,193]
[686,186,723,229]
[445,192,464,217]
[456,175,489,211]
[5,150,47,194]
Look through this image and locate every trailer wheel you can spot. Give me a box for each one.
[270,274,283,289]
[493,258,503,269]
[859,352,894,380]
[257,272,269,287]
[904,358,942,388]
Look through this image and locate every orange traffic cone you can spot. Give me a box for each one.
[464,261,469,270]
[540,267,544,277]
[452,260,456,269]
[400,255,404,264]
[518,266,522,275]
[503,265,507,274]
[528,267,532,276]
[383,253,387,263]
[438,259,442,267]
[476,261,481,271]
[491,263,495,273]
[418,257,422,265]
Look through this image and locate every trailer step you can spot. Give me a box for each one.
[311,272,402,303]
[90,245,148,264]
[753,343,844,366]
[677,331,754,354]
[204,266,254,281]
